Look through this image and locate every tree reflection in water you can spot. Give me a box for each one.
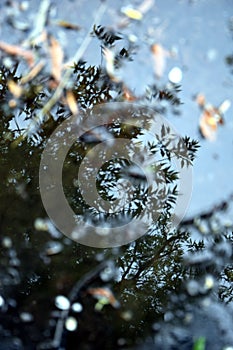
[0,21,232,350]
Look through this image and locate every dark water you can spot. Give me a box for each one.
[0,1,233,349]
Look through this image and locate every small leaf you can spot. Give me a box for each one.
[193,337,206,350]
[49,36,64,83]
[66,90,78,116]
[161,124,165,138]
[8,80,23,98]
[199,110,218,141]
[121,7,143,20]
[56,20,81,31]
[0,40,35,66]
[151,44,168,79]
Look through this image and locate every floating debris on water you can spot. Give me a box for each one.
[87,287,120,310]
[195,94,231,141]
[56,20,81,31]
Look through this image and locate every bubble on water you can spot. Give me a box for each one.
[20,312,34,322]
[1,236,12,249]
[95,252,105,262]
[20,1,29,11]
[152,323,161,332]
[3,57,14,69]
[186,280,200,296]
[0,295,5,309]
[117,338,127,346]
[9,257,21,267]
[34,218,48,231]
[100,266,115,282]
[55,295,70,310]
[5,267,21,285]
[65,316,78,331]
[168,67,183,84]
[201,297,211,307]
[121,310,133,321]
[203,275,215,291]
[183,312,193,324]
[71,302,83,313]
[164,311,174,322]
[206,48,217,61]
[45,241,63,256]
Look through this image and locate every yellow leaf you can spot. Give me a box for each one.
[66,90,78,116]
[121,7,143,20]
[199,110,217,141]
[8,80,22,98]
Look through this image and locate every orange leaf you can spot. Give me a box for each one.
[0,41,35,67]
[151,43,168,79]
[87,287,120,308]
[122,85,137,101]
[195,93,206,107]
[56,20,81,31]
[199,110,218,141]
[49,36,64,83]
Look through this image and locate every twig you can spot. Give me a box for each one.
[26,0,51,45]
[51,260,112,349]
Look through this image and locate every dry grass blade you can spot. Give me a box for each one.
[8,80,23,98]
[20,61,45,84]
[49,36,64,83]
[66,90,78,116]
[151,43,168,79]
[27,0,51,44]
[12,1,107,147]
[0,41,35,67]
[138,0,155,14]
